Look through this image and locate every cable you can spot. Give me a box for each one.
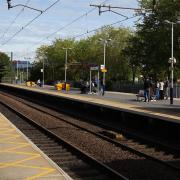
[19,15,139,59]
[73,15,138,39]
[11,0,138,59]
[1,0,60,47]
[20,0,110,53]
[0,0,31,41]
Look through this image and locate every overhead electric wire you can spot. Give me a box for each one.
[9,0,138,59]
[73,15,138,39]
[19,15,139,59]
[0,0,31,41]
[19,0,110,54]
[1,0,60,47]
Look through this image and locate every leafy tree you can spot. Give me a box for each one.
[32,26,133,84]
[0,52,10,81]
[136,0,180,80]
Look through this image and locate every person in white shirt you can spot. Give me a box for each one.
[159,80,164,100]
[155,80,160,100]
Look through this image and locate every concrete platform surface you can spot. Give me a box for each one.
[0,113,72,180]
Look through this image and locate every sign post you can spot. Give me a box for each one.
[89,66,99,94]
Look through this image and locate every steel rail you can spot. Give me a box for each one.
[1,91,180,174]
[0,99,128,180]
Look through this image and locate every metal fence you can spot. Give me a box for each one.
[110,81,180,98]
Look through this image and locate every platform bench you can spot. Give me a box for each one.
[136,90,144,101]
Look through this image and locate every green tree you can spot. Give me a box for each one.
[32,26,133,84]
[136,0,180,80]
[0,52,10,81]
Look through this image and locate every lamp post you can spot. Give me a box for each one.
[165,20,179,104]
[42,59,44,87]
[62,48,72,83]
[98,38,111,88]
[24,57,31,81]
[16,60,19,83]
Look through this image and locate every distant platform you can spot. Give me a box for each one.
[0,83,180,124]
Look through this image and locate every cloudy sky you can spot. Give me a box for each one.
[0,0,139,61]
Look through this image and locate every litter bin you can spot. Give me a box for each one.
[26,81,35,87]
[26,81,31,86]
[56,83,63,91]
[66,83,70,91]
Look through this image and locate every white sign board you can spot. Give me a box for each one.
[100,64,105,70]
[40,69,43,72]
[90,66,99,71]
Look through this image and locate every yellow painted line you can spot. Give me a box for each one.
[0,135,21,142]
[0,144,30,152]
[0,127,14,129]
[26,168,56,180]
[0,154,41,168]
[11,163,55,170]
[0,129,16,134]
[0,133,17,136]
[2,150,40,156]
[0,141,28,146]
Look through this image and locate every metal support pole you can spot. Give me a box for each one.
[10,52,13,84]
[65,49,67,83]
[19,71,21,84]
[27,60,28,81]
[103,42,106,86]
[42,59,44,87]
[170,23,174,105]
[90,69,92,93]
[16,60,18,82]
[97,70,99,94]
[22,72,24,83]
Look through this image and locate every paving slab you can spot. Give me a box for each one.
[0,113,72,180]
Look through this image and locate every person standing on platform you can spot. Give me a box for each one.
[37,79,41,87]
[100,78,105,96]
[155,80,160,100]
[143,77,150,102]
[159,80,164,100]
[164,78,169,100]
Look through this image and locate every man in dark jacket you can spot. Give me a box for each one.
[144,77,151,102]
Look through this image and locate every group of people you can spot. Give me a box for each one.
[143,77,169,102]
[80,79,105,96]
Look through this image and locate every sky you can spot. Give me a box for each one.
[0,0,139,61]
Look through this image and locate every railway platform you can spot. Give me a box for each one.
[0,83,180,129]
[0,113,72,180]
[0,83,180,123]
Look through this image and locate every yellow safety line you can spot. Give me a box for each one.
[10,163,55,171]
[26,168,56,180]
[0,127,14,130]
[0,154,41,168]
[0,133,18,136]
[2,150,39,156]
[0,129,16,134]
[0,144,30,152]
[0,135,20,142]
[0,141,28,145]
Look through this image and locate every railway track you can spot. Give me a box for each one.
[1,91,180,179]
[0,100,126,180]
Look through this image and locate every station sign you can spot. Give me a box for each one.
[100,64,105,70]
[90,66,99,71]
[40,69,43,72]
